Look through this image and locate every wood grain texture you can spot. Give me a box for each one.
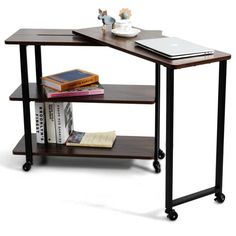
[9,83,155,104]
[73,27,231,69]
[13,134,155,160]
[5,28,100,46]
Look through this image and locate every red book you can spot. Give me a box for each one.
[44,83,104,98]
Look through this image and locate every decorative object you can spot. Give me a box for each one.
[119,8,132,20]
[111,28,140,38]
[114,19,132,31]
[98,9,116,30]
[112,8,140,37]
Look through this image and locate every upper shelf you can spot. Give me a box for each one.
[9,83,155,104]
[5,28,231,69]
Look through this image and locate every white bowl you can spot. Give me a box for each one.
[111,28,141,38]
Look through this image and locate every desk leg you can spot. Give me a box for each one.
[165,68,178,220]
[35,45,42,86]
[215,60,227,203]
[20,45,33,172]
[153,63,165,173]
[34,45,48,164]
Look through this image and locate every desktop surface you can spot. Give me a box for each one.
[73,27,231,69]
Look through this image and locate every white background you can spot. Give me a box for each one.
[0,0,235,235]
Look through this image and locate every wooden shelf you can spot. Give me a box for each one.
[13,134,155,160]
[9,83,155,104]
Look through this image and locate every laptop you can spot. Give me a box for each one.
[135,37,214,59]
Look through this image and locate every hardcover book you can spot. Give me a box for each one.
[45,102,56,143]
[66,130,116,148]
[55,102,74,144]
[35,102,45,144]
[41,69,99,91]
[44,83,104,98]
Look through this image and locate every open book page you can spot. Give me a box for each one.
[66,131,116,148]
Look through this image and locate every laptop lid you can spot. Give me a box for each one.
[135,37,214,59]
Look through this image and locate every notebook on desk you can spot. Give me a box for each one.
[135,37,214,59]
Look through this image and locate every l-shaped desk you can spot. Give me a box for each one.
[5,27,231,220]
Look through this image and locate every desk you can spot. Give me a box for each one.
[5,28,231,220]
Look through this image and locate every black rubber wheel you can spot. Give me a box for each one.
[153,160,161,173]
[158,149,165,160]
[214,193,225,203]
[23,162,32,172]
[167,209,178,221]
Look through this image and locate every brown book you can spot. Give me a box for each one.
[41,69,99,91]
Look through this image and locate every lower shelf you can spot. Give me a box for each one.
[13,134,155,160]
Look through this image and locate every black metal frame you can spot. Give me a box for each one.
[165,67,174,214]
[215,61,227,194]
[20,45,33,166]
[35,45,42,85]
[153,64,161,172]
[164,61,227,218]
[154,64,161,161]
[20,45,45,169]
[19,43,228,218]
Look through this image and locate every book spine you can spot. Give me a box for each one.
[41,78,61,91]
[87,89,104,95]
[35,102,45,144]
[48,88,104,98]
[61,75,99,91]
[55,102,74,144]
[45,102,56,143]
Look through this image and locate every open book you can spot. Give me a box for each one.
[66,131,116,148]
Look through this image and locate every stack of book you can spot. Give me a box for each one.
[41,69,104,98]
[35,102,73,144]
[35,102,116,148]
[35,69,110,146]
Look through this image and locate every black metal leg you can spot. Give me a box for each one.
[153,64,161,173]
[154,64,161,160]
[165,68,178,220]
[215,60,227,203]
[20,45,33,171]
[34,45,48,145]
[35,45,42,86]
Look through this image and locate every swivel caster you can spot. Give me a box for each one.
[23,162,32,172]
[153,160,161,173]
[166,209,178,221]
[214,193,225,203]
[158,149,165,159]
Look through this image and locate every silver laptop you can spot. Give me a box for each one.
[135,37,214,59]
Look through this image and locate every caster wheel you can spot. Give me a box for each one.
[167,209,178,221]
[23,162,32,172]
[153,160,161,173]
[214,193,225,203]
[158,149,165,160]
